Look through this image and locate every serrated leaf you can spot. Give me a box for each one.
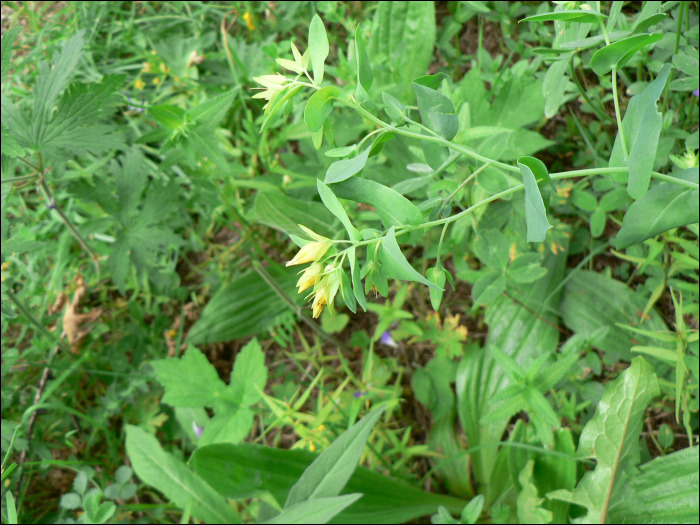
[0,126,24,157]
[616,168,699,249]
[187,90,235,129]
[308,15,329,84]
[149,105,186,130]
[609,64,672,199]
[1,27,22,81]
[285,404,386,507]
[151,345,225,408]
[198,407,254,447]
[379,227,442,290]
[230,338,267,406]
[125,425,239,524]
[547,357,660,524]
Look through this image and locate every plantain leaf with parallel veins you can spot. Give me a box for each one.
[547,357,660,524]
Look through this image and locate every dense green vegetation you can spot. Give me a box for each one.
[1,1,698,523]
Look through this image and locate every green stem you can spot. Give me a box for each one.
[6,289,71,353]
[1,174,39,184]
[435,222,450,269]
[612,67,629,159]
[444,162,492,204]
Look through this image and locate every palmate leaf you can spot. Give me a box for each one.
[548,357,660,524]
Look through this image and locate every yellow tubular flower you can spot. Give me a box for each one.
[287,242,327,266]
[296,262,323,293]
[312,289,327,318]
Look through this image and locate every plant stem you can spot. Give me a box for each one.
[611,67,629,159]
[6,289,71,353]
[1,174,39,184]
[444,162,492,204]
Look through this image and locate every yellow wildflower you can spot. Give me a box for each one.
[243,11,256,31]
[287,241,330,266]
[134,78,145,90]
[296,262,323,293]
[142,62,152,73]
[152,77,160,85]
[159,62,169,74]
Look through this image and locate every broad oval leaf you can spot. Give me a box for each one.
[671,54,700,78]
[382,92,408,121]
[317,180,362,240]
[590,33,663,76]
[379,227,442,290]
[305,86,339,133]
[285,404,386,506]
[471,269,506,305]
[517,156,553,242]
[616,168,699,249]
[331,177,422,228]
[324,145,371,184]
[609,64,673,199]
[520,10,607,25]
[308,14,329,84]
[412,73,459,140]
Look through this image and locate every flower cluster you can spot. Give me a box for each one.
[286,226,340,318]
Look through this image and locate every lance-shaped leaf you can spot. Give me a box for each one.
[547,357,660,524]
[305,86,339,133]
[520,10,607,25]
[590,34,663,76]
[616,168,699,249]
[382,92,408,121]
[308,14,329,84]
[379,227,442,290]
[317,180,362,241]
[267,494,363,524]
[324,145,371,184]
[285,404,385,507]
[609,64,672,199]
[354,25,373,104]
[1,26,22,81]
[517,157,552,242]
[331,177,422,228]
[347,247,367,312]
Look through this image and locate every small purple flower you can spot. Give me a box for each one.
[693,88,699,97]
[192,421,203,438]
[353,390,369,398]
[380,330,398,347]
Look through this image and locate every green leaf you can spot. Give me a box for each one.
[671,54,700,78]
[543,58,570,119]
[325,146,357,158]
[427,267,447,311]
[590,208,606,238]
[308,14,329,84]
[1,27,22,82]
[607,446,699,524]
[369,2,436,88]
[32,31,85,132]
[0,127,24,157]
[285,404,385,507]
[151,345,225,408]
[379,227,442,290]
[474,230,510,270]
[230,338,267,406]
[517,461,553,524]
[508,253,548,283]
[305,86,339,133]
[186,264,303,345]
[412,73,459,140]
[616,168,699,249]
[189,442,466,523]
[187,90,235,129]
[125,426,239,524]
[560,271,672,363]
[330,177,422,228]
[266,494,363,524]
[317,180,361,240]
[609,64,672,199]
[262,85,303,132]
[590,34,663,76]
[6,491,17,525]
[547,357,660,524]
[354,25,373,103]
[149,105,186,130]
[669,76,699,92]
[253,191,335,238]
[460,495,484,524]
[198,407,254,447]
[471,270,506,305]
[517,157,553,242]
[339,269,356,314]
[520,10,607,25]
[382,92,407,121]
[348,248,367,312]
[324,145,371,184]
